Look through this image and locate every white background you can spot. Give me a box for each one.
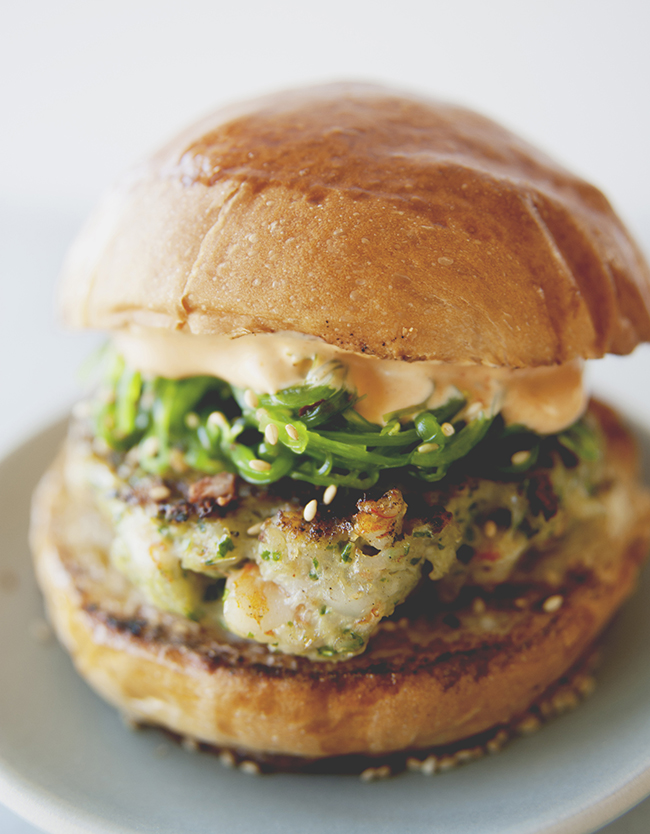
[1,2,649,832]
[1,0,650,455]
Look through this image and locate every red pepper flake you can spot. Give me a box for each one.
[299,400,324,417]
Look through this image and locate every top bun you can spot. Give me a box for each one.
[59,82,650,366]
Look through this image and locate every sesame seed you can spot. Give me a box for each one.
[169,448,188,473]
[323,484,337,505]
[185,412,200,429]
[483,520,497,538]
[150,485,171,502]
[141,437,160,457]
[243,389,259,409]
[246,522,263,536]
[286,424,300,441]
[552,689,580,713]
[417,442,439,453]
[420,755,438,775]
[438,756,457,772]
[465,401,483,419]
[250,459,272,473]
[539,699,554,719]
[441,422,455,437]
[511,450,531,466]
[543,594,563,613]
[456,748,479,764]
[575,674,596,698]
[438,256,454,266]
[472,597,486,615]
[208,411,228,430]
[516,715,542,735]
[219,750,236,768]
[360,765,391,781]
[239,760,261,776]
[264,424,279,445]
[182,736,200,752]
[486,731,508,754]
[303,499,318,522]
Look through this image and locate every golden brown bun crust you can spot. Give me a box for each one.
[30,402,650,759]
[59,83,650,365]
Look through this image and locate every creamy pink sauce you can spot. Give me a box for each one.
[115,329,588,433]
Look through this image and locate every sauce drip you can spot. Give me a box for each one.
[116,329,587,434]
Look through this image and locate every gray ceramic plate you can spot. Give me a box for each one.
[1,418,650,834]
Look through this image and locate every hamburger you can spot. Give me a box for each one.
[31,82,650,774]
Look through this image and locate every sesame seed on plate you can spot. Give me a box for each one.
[420,755,438,775]
[323,484,338,505]
[219,751,236,768]
[239,760,261,776]
[406,757,424,772]
[516,715,542,735]
[437,756,458,772]
[360,765,391,781]
[246,522,263,536]
[185,412,200,429]
[441,422,455,437]
[286,424,300,441]
[249,459,272,472]
[303,499,318,522]
[182,736,199,752]
[511,450,531,466]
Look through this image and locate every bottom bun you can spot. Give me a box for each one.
[30,401,650,765]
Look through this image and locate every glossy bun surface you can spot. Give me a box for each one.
[60,83,650,366]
